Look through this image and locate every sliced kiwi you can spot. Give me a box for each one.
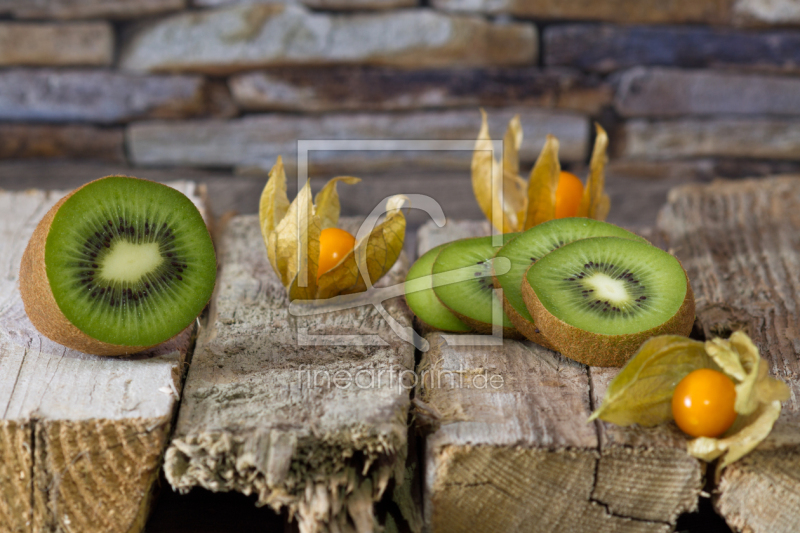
[522,236,694,367]
[432,234,522,338]
[494,218,648,347]
[405,244,470,333]
[20,176,217,355]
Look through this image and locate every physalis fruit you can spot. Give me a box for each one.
[672,368,737,438]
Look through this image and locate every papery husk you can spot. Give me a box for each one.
[259,158,404,301]
[472,110,527,233]
[259,156,290,242]
[590,329,790,476]
[577,124,610,221]
[314,176,360,230]
[286,180,320,301]
[688,400,782,479]
[471,112,611,232]
[689,331,790,477]
[523,135,560,230]
[589,335,711,426]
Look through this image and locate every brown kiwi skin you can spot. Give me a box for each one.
[440,303,525,340]
[520,263,696,367]
[491,251,556,349]
[19,176,212,356]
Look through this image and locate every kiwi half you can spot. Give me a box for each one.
[432,234,522,338]
[521,236,694,367]
[20,176,217,356]
[405,244,470,333]
[494,218,648,348]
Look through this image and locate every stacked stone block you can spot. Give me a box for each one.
[1,0,800,215]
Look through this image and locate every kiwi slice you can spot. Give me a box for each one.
[522,236,695,367]
[405,244,471,333]
[432,234,522,338]
[494,218,648,347]
[19,176,217,356]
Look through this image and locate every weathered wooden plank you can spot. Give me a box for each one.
[658,176,800,533]
[589,368,703,525]
[229,67,611,115]
[163,215,415,533]
[119,5,536,73]
[127,108,589,173]
[0,182,206,533]
[545,24,800,73]
[0,420,31,533]
[415,222,702,533]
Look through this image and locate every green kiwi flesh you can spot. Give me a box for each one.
[432,234,521,337]
[45,177,216,347]
[494,218,647,345]
[405,244,470,333]
[522,236,694,367]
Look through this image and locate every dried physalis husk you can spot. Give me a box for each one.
[259,157,406,300]
[588,335,711,427]
[689,332,789,477]
[590,331,790,477]
[472,110,527,233]
[471,110,610,233]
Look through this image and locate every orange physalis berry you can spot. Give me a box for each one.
[554,171,584,219]
[317,227,356,279]
[672,368,737,438]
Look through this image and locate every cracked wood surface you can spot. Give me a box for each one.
[415,221,703,533]
[0,183,205,533]
[658,175,800,533]
[163,215,415,533]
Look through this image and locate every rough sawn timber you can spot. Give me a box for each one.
[658,175,800,533]
[414,221,703,533]
[0,182,206,533]
[163,216,415,533]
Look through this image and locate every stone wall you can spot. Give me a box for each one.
[2,0,800,227]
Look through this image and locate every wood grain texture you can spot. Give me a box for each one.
[0,420,31,533]
[658,175,800,533]
[164,215,414,533]
[0,183,205,533]
[590,368,703,525]
[415,222,703,533]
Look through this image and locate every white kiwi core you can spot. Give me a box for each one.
[584,273,629,302]
[100,241,163,283]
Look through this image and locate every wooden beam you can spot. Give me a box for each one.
[659,175,800,533]
[415,221,703,533]
[163,216,415,533]
[0,183,205,533]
